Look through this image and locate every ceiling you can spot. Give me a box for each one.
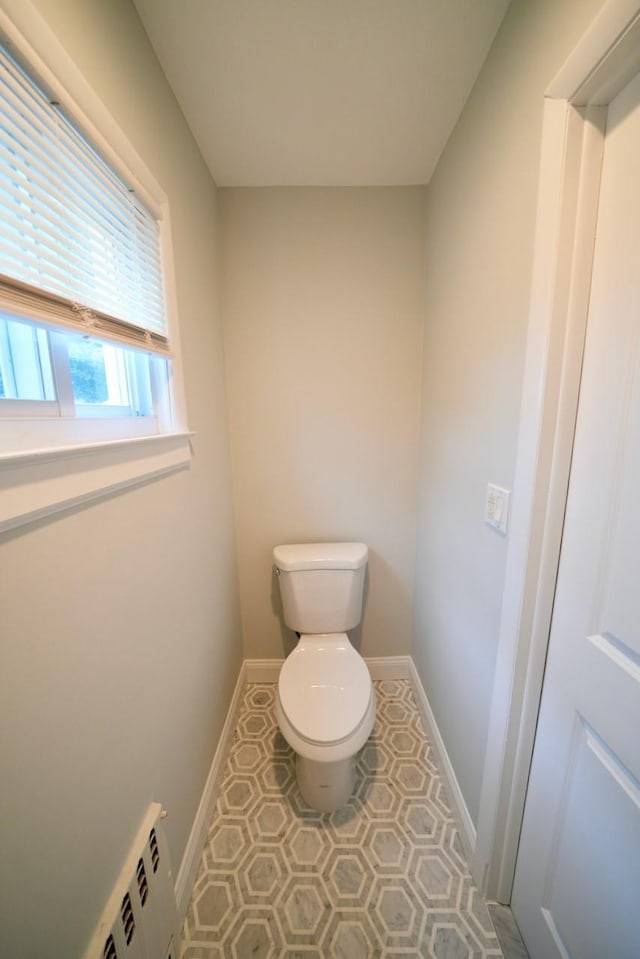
[133,0,510,187]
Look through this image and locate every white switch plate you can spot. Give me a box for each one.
[485,483,510,534]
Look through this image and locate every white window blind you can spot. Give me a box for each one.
[0,42,169,355]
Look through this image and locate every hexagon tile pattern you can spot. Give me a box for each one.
[180,680,504,959]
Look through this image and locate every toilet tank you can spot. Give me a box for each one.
[273,542,368,634]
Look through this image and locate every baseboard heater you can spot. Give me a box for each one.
[85,803,180,959]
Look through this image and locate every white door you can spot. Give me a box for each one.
[511,71,640,959]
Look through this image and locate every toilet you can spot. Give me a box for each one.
[273,541,376,813]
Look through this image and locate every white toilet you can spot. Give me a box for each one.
[273,541,376,813]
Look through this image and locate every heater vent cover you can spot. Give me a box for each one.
[149,829,160,873]
[136,859,148,907]
[121,893,135,945]
[85,803,179,959]
[103,935,118,959]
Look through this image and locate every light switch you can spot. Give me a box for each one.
[485,483,510,534]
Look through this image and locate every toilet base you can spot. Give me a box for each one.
[296,753,357,813]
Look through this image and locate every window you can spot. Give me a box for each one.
[0,38,174,449]
[0,16,190,533]
[0,309,161,413]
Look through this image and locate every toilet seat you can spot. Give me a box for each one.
[278,633,373,746]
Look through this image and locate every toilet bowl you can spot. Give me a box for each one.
[273,542,375,812]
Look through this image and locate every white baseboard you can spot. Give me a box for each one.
[174,661,247,922]
[244,658,283,682]
[243,655,413,684]
[365,655,412,680]
[407,658,477,862]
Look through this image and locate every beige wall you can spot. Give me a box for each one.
[220,187,426,659]
[412,0,605,827]
[0,2,242,957]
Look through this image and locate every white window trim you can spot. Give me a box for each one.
[0,433,193,534]
[0,2,192,532]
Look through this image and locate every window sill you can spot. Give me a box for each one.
[0,432,193,534]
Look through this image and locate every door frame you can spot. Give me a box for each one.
[472,0,640,902]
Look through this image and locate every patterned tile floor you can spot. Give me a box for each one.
[180,680,505,959]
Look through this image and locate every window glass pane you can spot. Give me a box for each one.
[0,315,55,400]
[68,338,130,406]
[37,327,55,398]
[127,350,153,417]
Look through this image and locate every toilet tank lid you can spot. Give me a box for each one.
[273,542,368,571]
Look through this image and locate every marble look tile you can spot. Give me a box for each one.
[331,919,376,958]
[180,681,505,959]
[181,947,222,959]
[429,924,475,959]
[487,905,530,959]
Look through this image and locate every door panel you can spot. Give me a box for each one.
[541,718,640,958]
[511,70,640,959]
